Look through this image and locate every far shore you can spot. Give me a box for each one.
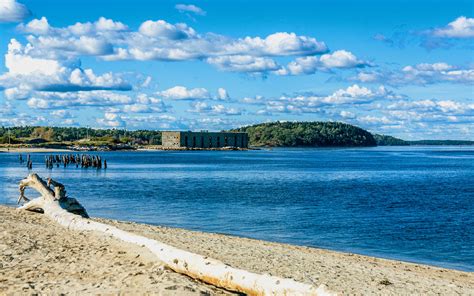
[0,146,254,153]
[0,205,472,295]
[1,144,473,154]
[0,147,74,153]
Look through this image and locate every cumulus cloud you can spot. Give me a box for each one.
[141,76,152,87]
[13,17,328,74]
[222,32,327,57]
[401,63,474,84]
[139,20,196,39]
[188,101,241,115]
[97,112,126,127]
[352,62,474,85]
[240,95,266,105]
[341,95,474,138]
[387,99,474,115]
[339,110,356,119]
[156,86,231,101]
[51,109,73,118]
[252,84,399,115]
[26,91,133,109]
[0,0,30,23]
[216,87,230,100]
[157,86,210,100]
[123,94,167,113]
[0,113,46,126]
[278,50,370,75]
[0,39,131,98]
[207,55,281,73]
[319,50,370,68]
[432,16,474,38]
[375,17,474,49]
[175,4,206,16]
[96,112,179,129]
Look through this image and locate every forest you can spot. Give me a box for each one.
[1,123,472,148]
[0,126,162,146]
[231,121,377,147]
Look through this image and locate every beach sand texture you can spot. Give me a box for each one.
[1,205,473,295]
[0,206,232,295]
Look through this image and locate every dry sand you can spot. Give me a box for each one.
[0,206,232,295]
[1,205,473,295]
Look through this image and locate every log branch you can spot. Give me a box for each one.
[17,173,88,218]
[17,173,335,296]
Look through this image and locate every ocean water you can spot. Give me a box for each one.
[1,146,473,271]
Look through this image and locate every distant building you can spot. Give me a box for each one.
[162,131,248,149]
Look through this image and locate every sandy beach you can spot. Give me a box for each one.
[1,205,472,295]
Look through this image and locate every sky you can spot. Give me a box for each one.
[0,0,472,140]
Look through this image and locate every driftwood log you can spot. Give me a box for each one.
[17,173,335,296]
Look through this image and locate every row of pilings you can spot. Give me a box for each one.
[19,154,107,170]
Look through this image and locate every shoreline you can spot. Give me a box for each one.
[1,205,472,294]
[1,145,473,154]
[0,146,255,153]
[0,147,74,153]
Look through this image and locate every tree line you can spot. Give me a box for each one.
[0,126,162,146]
[230,121,377,147]
[2,124,471,148]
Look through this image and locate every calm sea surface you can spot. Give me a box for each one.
[1,146,473,271]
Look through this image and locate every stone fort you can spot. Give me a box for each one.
[162,131,248,149]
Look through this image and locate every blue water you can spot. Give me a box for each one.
[1,146,473,271]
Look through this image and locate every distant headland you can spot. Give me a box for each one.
[0,122,472,151]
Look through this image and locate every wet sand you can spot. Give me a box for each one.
[1,205,472,295]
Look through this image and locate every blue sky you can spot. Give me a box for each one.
[0,0,472,139]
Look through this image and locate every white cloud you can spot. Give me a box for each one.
[224,32,327,57]
[97,112,126,127]
[5,39,63,76]
[401,63,474,84]
[216,87,230,100]
[19,16,49,33]
[175,4,206,16]
[51,109,73,118]
[139,20,196,39]
[189,101,241,115]
[141,76,152,87]
[207,55,281,73]
[26,91,133,109]
[96,112,179,129]
[13,17,329,73]
[319,50,369,68]
[433,16,474,38]
[157,86,210,100]
[95,17,128,31]
[387,99,474,115]
[352,62,474,85]
[278,50,370,75]
[123,104,154,113]
[0,113,46,126]
[3,84,31,99]
[241,95,266,105]
[123,94,167,113]
[0,39,131,96]
[254,84,399,115]
[357,115,395,125]
[0,0,30,23]
[340,110,356,119]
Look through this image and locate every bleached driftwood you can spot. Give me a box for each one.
[18,174,88,217]
[17,173,335,296]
